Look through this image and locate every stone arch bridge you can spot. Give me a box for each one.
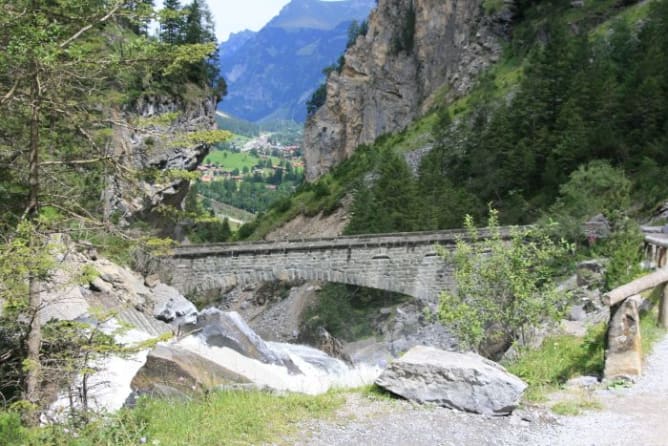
[158,228,517,304]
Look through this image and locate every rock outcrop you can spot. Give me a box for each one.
[130,343,252,398]
[375,346,526,415]
[304,0,510,180]
[102,94,217,230]
[181,309,299,371]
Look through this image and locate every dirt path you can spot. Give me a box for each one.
[545,333,668,446]
[277,334,668,446]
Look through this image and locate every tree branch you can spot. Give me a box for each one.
[59,2,124,49]
[40,157,110,167]
[0,80,19,106]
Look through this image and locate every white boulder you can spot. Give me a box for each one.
[375,346,526,415]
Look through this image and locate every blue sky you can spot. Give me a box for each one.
[209,0,291,42]
[156,1,345,43]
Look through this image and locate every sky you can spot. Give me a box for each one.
[155,1,346,43]
[210,0,291,42]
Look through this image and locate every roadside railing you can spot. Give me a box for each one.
[602,233,668,380]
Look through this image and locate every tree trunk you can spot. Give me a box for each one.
[23,72,42,424]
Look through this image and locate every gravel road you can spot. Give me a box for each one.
[277,334,668,446]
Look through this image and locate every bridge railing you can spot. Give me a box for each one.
[602,234,668,380]
[168,226,526,258]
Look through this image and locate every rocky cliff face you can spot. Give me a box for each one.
[103,94,217,228]
[304,0,511,180]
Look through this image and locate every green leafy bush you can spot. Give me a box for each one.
[438,210,573,354]
[547,160,632,243]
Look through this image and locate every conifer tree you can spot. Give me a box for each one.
[160,0,184,44]
[0,0,226,422]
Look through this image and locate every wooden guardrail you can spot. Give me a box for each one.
[602,251,668,380]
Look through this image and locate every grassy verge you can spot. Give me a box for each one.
[1,389,344,446]
[506,283,667,413]
[504,323,606,403]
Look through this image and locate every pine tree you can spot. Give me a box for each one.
[160,0,184,44]
[0,0,227,422]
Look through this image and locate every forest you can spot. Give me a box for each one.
[313,0,668,237]
[0,0,227,426]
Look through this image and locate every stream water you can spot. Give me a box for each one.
[47,311,382,419]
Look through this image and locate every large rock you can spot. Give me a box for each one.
[375,346,526,415]
[101,95,216,233]
[182,308,298,372]
[298,321,352,364]
[151,283,198,326]
[131,343,251,398]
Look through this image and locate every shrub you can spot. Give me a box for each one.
[438,209,573,354]
[547,160,631,242]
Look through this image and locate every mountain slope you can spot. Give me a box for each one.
[239,0,668,240]
[303,0,510,180]
[218,0,374,123]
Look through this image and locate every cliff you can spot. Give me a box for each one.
[303,0,511,180]
[103,93,217,229]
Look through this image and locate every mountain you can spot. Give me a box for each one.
[218,30,255,59]
[303,0,509,180]
[217,0,375,123]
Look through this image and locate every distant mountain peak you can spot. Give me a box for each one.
[217,0,374,123]
[268,0,375,31]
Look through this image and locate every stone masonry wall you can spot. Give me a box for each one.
[158,228,516,304]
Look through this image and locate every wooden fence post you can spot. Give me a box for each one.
[660,284,668,329]
[604,295,643,380]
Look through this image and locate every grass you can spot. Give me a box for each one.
[204,149,280,171]
[640,286,667,357]
[504,323,606,403]
[551,391,602,416]
[2,389,344,446]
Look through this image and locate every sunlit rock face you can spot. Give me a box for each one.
[304,0,510,180]
[102,94,217,231]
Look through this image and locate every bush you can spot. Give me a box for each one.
[546,160,632,242]
[0,411,25,444]
[601,217,644,290]
[438,210,572,355]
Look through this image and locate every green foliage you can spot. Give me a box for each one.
[188,217,232,243]
[547,161,632,242]
[600,218,644,290]
[205,149,281,172]
[1,389,343,445]
[505,324,606,392]
[0,411,24,444]
[483,0,505,15]
[438,210,572,353]
[171,129,233,147]
[345,149,419,235]
[303,284,409,341]
[424,0,668,222]
[307,83,327,116]
[78,265,100,286]
[0,222,55,315]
